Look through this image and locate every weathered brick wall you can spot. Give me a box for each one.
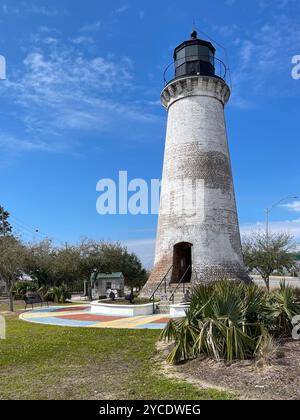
[141,75,249,298]
[139,254,173,298]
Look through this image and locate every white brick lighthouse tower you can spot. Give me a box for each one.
[141,32,249,298]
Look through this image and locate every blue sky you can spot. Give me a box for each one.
[0,0,300,267]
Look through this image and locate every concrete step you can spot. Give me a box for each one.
[159,298,185,305]
[156,304,171,314]
[160,294,186,301]
[157,295,186,314]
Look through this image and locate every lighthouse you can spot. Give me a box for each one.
[141,32,249,298]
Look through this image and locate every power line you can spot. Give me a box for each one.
[11,223,44,242]
[9,215,65,247]
[11,219,39,236]
[0,205,64,245]
[10,220,47,242]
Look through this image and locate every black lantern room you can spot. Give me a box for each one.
[174,31,216,79]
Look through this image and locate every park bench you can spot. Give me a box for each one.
[24,292,49,310]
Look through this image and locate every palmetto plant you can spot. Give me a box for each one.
[267,282,300,335]
[160,280,300,365]
[12,280,37,299]
[45,285,71,303]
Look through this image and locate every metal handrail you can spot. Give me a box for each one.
[163,55,228,85]
[150,265,173,313]
[169,265,191,304]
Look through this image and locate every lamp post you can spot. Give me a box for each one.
[265,196,299,247]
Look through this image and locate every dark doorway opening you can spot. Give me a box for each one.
[171,242,192,284]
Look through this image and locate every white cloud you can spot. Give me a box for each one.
[71,36,95,46]
[1,3,20,15]
[241,218,300,240]
[259,0,296,9]
[42,37,59,45]
[12,49,132,127]
[0,35,159,154]
[239,40,254,66]
[113,5,129,15]
[123,238,155,268]
[80,20,102,33]
[282,201,300,212]
[225,0,296,9]
[26,4,60,16]
[0,133,64,153]
[1,2,61,16]
[227,13,300,108]
[211,24,239,38]
[38,26,60,34]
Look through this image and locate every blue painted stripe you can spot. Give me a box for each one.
[28,306,89,314]
[28,317,98,327]
[135,323,167,330]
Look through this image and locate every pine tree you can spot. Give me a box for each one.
[0,205,13,236]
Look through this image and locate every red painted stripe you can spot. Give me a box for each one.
[150,318,172,324]
[53,306,89,312]
[58,314,125,322]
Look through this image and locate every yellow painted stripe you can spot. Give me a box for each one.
[89,314,168,329]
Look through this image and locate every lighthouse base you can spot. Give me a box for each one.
[140,254,251,299]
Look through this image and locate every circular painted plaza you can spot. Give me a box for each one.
[20,305,172,330]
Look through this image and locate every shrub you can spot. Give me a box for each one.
[267,282,300,336]
[160,280,300,365]
[45,285,71,303]
[255,334,279,366]
[12,280,37,300]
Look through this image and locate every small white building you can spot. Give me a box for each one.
[91,272,125,300]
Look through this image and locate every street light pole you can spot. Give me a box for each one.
[265,207,270,247]
[265,195,299,247]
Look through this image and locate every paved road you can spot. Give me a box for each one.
[252,275,300,289]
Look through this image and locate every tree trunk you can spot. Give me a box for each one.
[264,276,270,293]
[88,283,93,301]
[9,289,14,312]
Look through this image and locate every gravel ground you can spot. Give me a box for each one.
[161,339,300,400]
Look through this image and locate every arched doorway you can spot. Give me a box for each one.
[171,242,193,284]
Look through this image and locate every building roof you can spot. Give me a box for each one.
[96,272,124,280]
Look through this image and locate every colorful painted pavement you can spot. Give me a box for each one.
[19,305,173,330]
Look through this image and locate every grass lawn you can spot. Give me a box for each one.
[0,309,234,400]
